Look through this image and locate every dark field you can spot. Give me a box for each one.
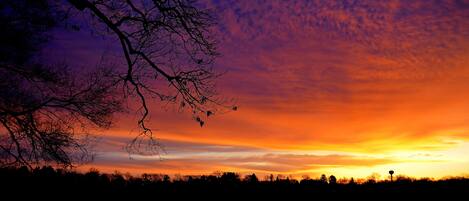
[1,166,468,200]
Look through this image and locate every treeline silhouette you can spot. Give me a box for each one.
[1,166,468,199]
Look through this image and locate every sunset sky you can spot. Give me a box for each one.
[46,0,469,179]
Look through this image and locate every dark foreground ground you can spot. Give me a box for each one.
[1,166,468,200]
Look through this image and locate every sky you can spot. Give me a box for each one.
[46,0,469,179]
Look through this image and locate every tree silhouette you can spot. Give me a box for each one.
[66,0,235,155]
[349,177,355,185]
[3,166,468,199]
[244,173,259,184]
[1,0,231,168]
[320,174,328,184]
[220,172,240,184]
[329,175,337,185]
[0,0,122,168]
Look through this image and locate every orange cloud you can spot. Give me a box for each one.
[54,0,469,178]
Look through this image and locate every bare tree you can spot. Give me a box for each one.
[1,0,233,167]
[67,0,236,154]
[0,0,124,168]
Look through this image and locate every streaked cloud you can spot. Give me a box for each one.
[82,135,401,176]
[48,0,469,177]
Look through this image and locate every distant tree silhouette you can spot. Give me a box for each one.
[1,0,233,167]
[329,175,337,185]
[276,174,285,181]
[349,177,355,185]
[2,166,468,199]
[163,175,171,183]
[366,172,381,184]
[220,172,240,184]
[320,174,328,184]
[244,173,259,184]
[267,174,274,182]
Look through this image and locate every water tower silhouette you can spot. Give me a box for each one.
[389,170,395,182]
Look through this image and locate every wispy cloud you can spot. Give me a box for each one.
[51,0,469,177]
